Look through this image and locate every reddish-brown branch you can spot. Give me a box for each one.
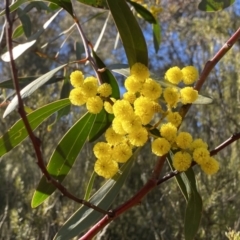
[80,26,240,240]
[4,0,108,215]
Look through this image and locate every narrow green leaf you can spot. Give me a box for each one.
[88,109,113,142]
[17,8,32,38]
[54,155,135,240]
[152,21,161,53]
[0,99,70,157]
[182,170,203,240]
[3,63,67,118]
[12,25,24,39]
[1,9,62,62]
[31,112,97,208]
[84,171,96,201]
[127,0,156,24]
[47,76,71,131]
[107,0,148,67]
[76,0,108,9]
[0,76,64,89]
[198,0,235,12]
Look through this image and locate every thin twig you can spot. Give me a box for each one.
[4,0,108,215]
[71,3,104,85]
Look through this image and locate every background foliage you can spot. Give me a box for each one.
[0,0,240,239]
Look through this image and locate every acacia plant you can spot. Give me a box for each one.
[0,0,239,239]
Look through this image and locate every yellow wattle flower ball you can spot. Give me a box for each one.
[175,132,193,149]
[130,62,150,83]
[112,143,132,163]
[128,127,148,147]
[160,123,177,143]
[112,117,127,135]
[141,78,162,100]
[93,142,112,159]
[121,114,142,134]
[105,127,125,146]
[104,101,113,114]
[200,157,219,175]
[94,158,119,179]
[86,96,103,114]
[180,87,198,104]
[69,88,87,106]
[97,83,112,97]
[173,151,192,172]
[134,96,155,124]
[84,76,98,85]
[123,92,137,104]
[124,76,143,93]
[165,66,183,85]
[81,81,98,98]
[166,112,182,127]
[190,138,208,151]
[113,100,134,120]
[181,66,199,85]
[70,70,84,87]
[193,147,210,165]
[163,87,180,108]
[151,138,171,156]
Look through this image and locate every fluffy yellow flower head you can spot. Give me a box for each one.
[141,78,162,100]
[70,70,84,88]
[123,92,137,104]
[160,123,177,143]
[94,158,119,179]
[165,66,183,85]
[176,132,193,149]
[113,100,134,120]
[112,143,132,163]
[163,87,180,108]
[105,127,125,146]
[130,62,150,83]
[180,87,198,104]
[112,117,127,135]
[124,76,143,93]
[84,76,98,85]
[69,88,87,106]
[134,96,155,124]
[193,147,210,165]
[173,151,192,172]
[104,101,113,114]
[200,157,219,175]
[86,96,103,114]
[93,142,112,159]
[81,81,98,98]
[167,112,182,127]
[151,138,171,156]
[190,138,208,151]
[181,66,199,85]
[121,114,142,134]
[97,83,112,97]
[128,127,148,146]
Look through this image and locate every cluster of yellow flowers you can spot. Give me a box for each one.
[69,63,219,179]
[69,71,112,114]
